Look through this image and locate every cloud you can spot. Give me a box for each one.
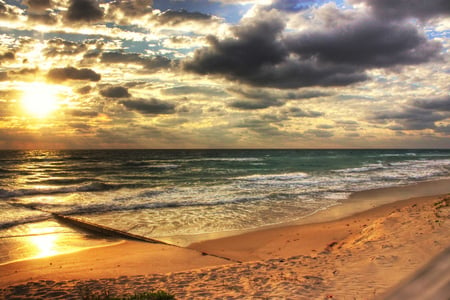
[282,106,323,118]
[349,0,450,20]
[121,98,176,114]
[25,0,51,12]
[183,12,367,88]
[66,0,104,23]
[27,11,58,25]
[184,5,442,89]
[101,51,172,71]
[156,9,212,25]
[412,96,450,111]
[0,68,40,82]
[285,16,442,68]
[105,0,153,22]
[68,109,99,117]
[227,86,284,109]
[373,107,445,130]
[229,98,283,110]
[6,68,39,81]
[183,16,287,82]
[43,38,87,57]
[264,0,317,12]
[75,85,92,94]
[0,51,15,63]
[47,66,101,82]
[100,86,131,98]
[305,129,334,138]
[372,95,450,132]
[0,1,20,20]
[162,85,226,97]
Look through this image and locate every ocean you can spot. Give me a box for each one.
[0,149,449,263]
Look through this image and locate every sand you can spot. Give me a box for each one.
[1,181,449,299]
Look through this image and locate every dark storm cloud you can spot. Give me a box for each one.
[47,67,101,82]
[184,8,442,89]
[349,0,450,20]
[373,108,445,130]
[66,0,104,23]
[372,96,450,132]
[285,17,442,68]
[412,96,450,111]
[100,86,131,98]
[121,98,176,114]
[184,17,287,81]
[183,16,367,88]
[101,52,172,71]
[156,9,212,25]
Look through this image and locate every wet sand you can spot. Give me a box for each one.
[1,180,449,299]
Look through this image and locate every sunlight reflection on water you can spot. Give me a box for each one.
[0,220,118,265]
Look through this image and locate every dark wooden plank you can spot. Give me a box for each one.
[52,213,170,245]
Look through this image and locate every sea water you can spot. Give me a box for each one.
[0,149,449,262]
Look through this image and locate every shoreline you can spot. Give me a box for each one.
[161,178,450,246]
[1,179,450,298]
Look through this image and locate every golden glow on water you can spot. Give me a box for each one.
[27,224,60,259]
[29,234,58,258]
[0,220,117,265]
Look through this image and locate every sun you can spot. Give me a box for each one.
[21,82,60,118]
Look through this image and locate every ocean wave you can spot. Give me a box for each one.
[38,177,97,186]
[182,157,263,162]
[236,172,310,181]
[147,164,180,169]
[0,168,12,173]
[334,163,387,173]
[0,182,120,199]
[378,153,417,157]
[36,195,268,216]
[0,214,51,230]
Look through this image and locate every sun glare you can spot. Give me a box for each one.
[21,83,60,118]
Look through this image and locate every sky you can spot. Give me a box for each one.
[0,0,449,149]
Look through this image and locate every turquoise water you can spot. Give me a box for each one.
[0,149,449,248]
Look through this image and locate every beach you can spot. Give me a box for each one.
[1,180,449,299]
